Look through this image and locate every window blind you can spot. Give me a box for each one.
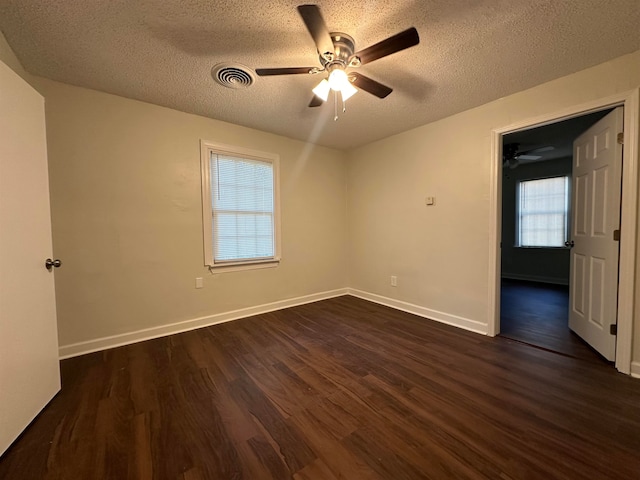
[210,153,275,262]
[518,176,569,247]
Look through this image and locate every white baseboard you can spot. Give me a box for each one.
[59,287,491,359]
[631,361,640,379]
[58,288,349,359]
[347,289,488,335]
[501,273,569,286]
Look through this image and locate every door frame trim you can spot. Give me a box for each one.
[487,89,639,375]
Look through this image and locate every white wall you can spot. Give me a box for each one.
[31,78,348,353]
[347,50,640,362]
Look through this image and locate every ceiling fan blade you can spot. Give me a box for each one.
[309,95,324,107]
[297,5,335,59]
[353,27,419,65]
[517,154,542,161]
[350,73,393,99]
[523,145,555,155]
[255,67,315,76]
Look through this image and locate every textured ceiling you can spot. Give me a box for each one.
[1,0,639,150]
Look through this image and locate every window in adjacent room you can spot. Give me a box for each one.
[201,141,280,271]
[517,175,569,247]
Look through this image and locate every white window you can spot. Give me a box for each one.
[201,141,280,270]
[517,176,569,247]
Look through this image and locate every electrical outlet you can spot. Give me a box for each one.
[391,275,397,287]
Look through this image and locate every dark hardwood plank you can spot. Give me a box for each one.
[500,279,603,362]
[287,399,384,480]
[293,458,340,480]
[1,295,640,479]
[229,375,317,472]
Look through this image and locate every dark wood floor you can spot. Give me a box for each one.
[500,279,604,362]
[2,296,639,480]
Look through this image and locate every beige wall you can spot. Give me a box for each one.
[347,50,640,362]
[32,78,348,348]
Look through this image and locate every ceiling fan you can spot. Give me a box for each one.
[503,143,555,169]
[255,4,420,111]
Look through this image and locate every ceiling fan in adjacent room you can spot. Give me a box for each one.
[503,143,555,169]
[254,4,420,117]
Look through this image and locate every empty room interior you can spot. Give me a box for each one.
[2,1,640,479]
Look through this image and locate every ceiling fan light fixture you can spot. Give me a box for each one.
[328,68,349,91]
[340,81,358,101]
[313,69,358,103]
[312,79,330,101]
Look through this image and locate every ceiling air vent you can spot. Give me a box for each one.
[211,63,255,89]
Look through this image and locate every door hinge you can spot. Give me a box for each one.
[610,324,617,335]
[617,132,624,145]
[613,229,620,241]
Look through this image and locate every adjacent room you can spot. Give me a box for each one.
[2,1,640,478]
[499,109,613,360]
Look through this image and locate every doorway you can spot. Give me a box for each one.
[499,110,612,361]
[488,90,639,375]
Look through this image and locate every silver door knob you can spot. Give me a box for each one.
[564,240,574,248]
[45,258,62,271]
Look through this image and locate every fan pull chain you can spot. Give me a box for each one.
[334,91,338,121]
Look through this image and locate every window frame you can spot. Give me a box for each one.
[200,140,281,271]
[515,174,570,248]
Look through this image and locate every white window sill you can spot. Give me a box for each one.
[207,259,280,274]
[512,246,569,250]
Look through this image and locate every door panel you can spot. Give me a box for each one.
[0,62,60,456]
[572,254,586,315]
[568,107,623,361]
[592,167,608,235]
[589,257,605,326]
[574,174,588,234]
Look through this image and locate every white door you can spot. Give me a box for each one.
[0,61,61,456]
[568,107,623,361]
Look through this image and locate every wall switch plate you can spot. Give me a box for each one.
[425,196,436,206]
[195,277,203,289]
[391,275,397,287]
